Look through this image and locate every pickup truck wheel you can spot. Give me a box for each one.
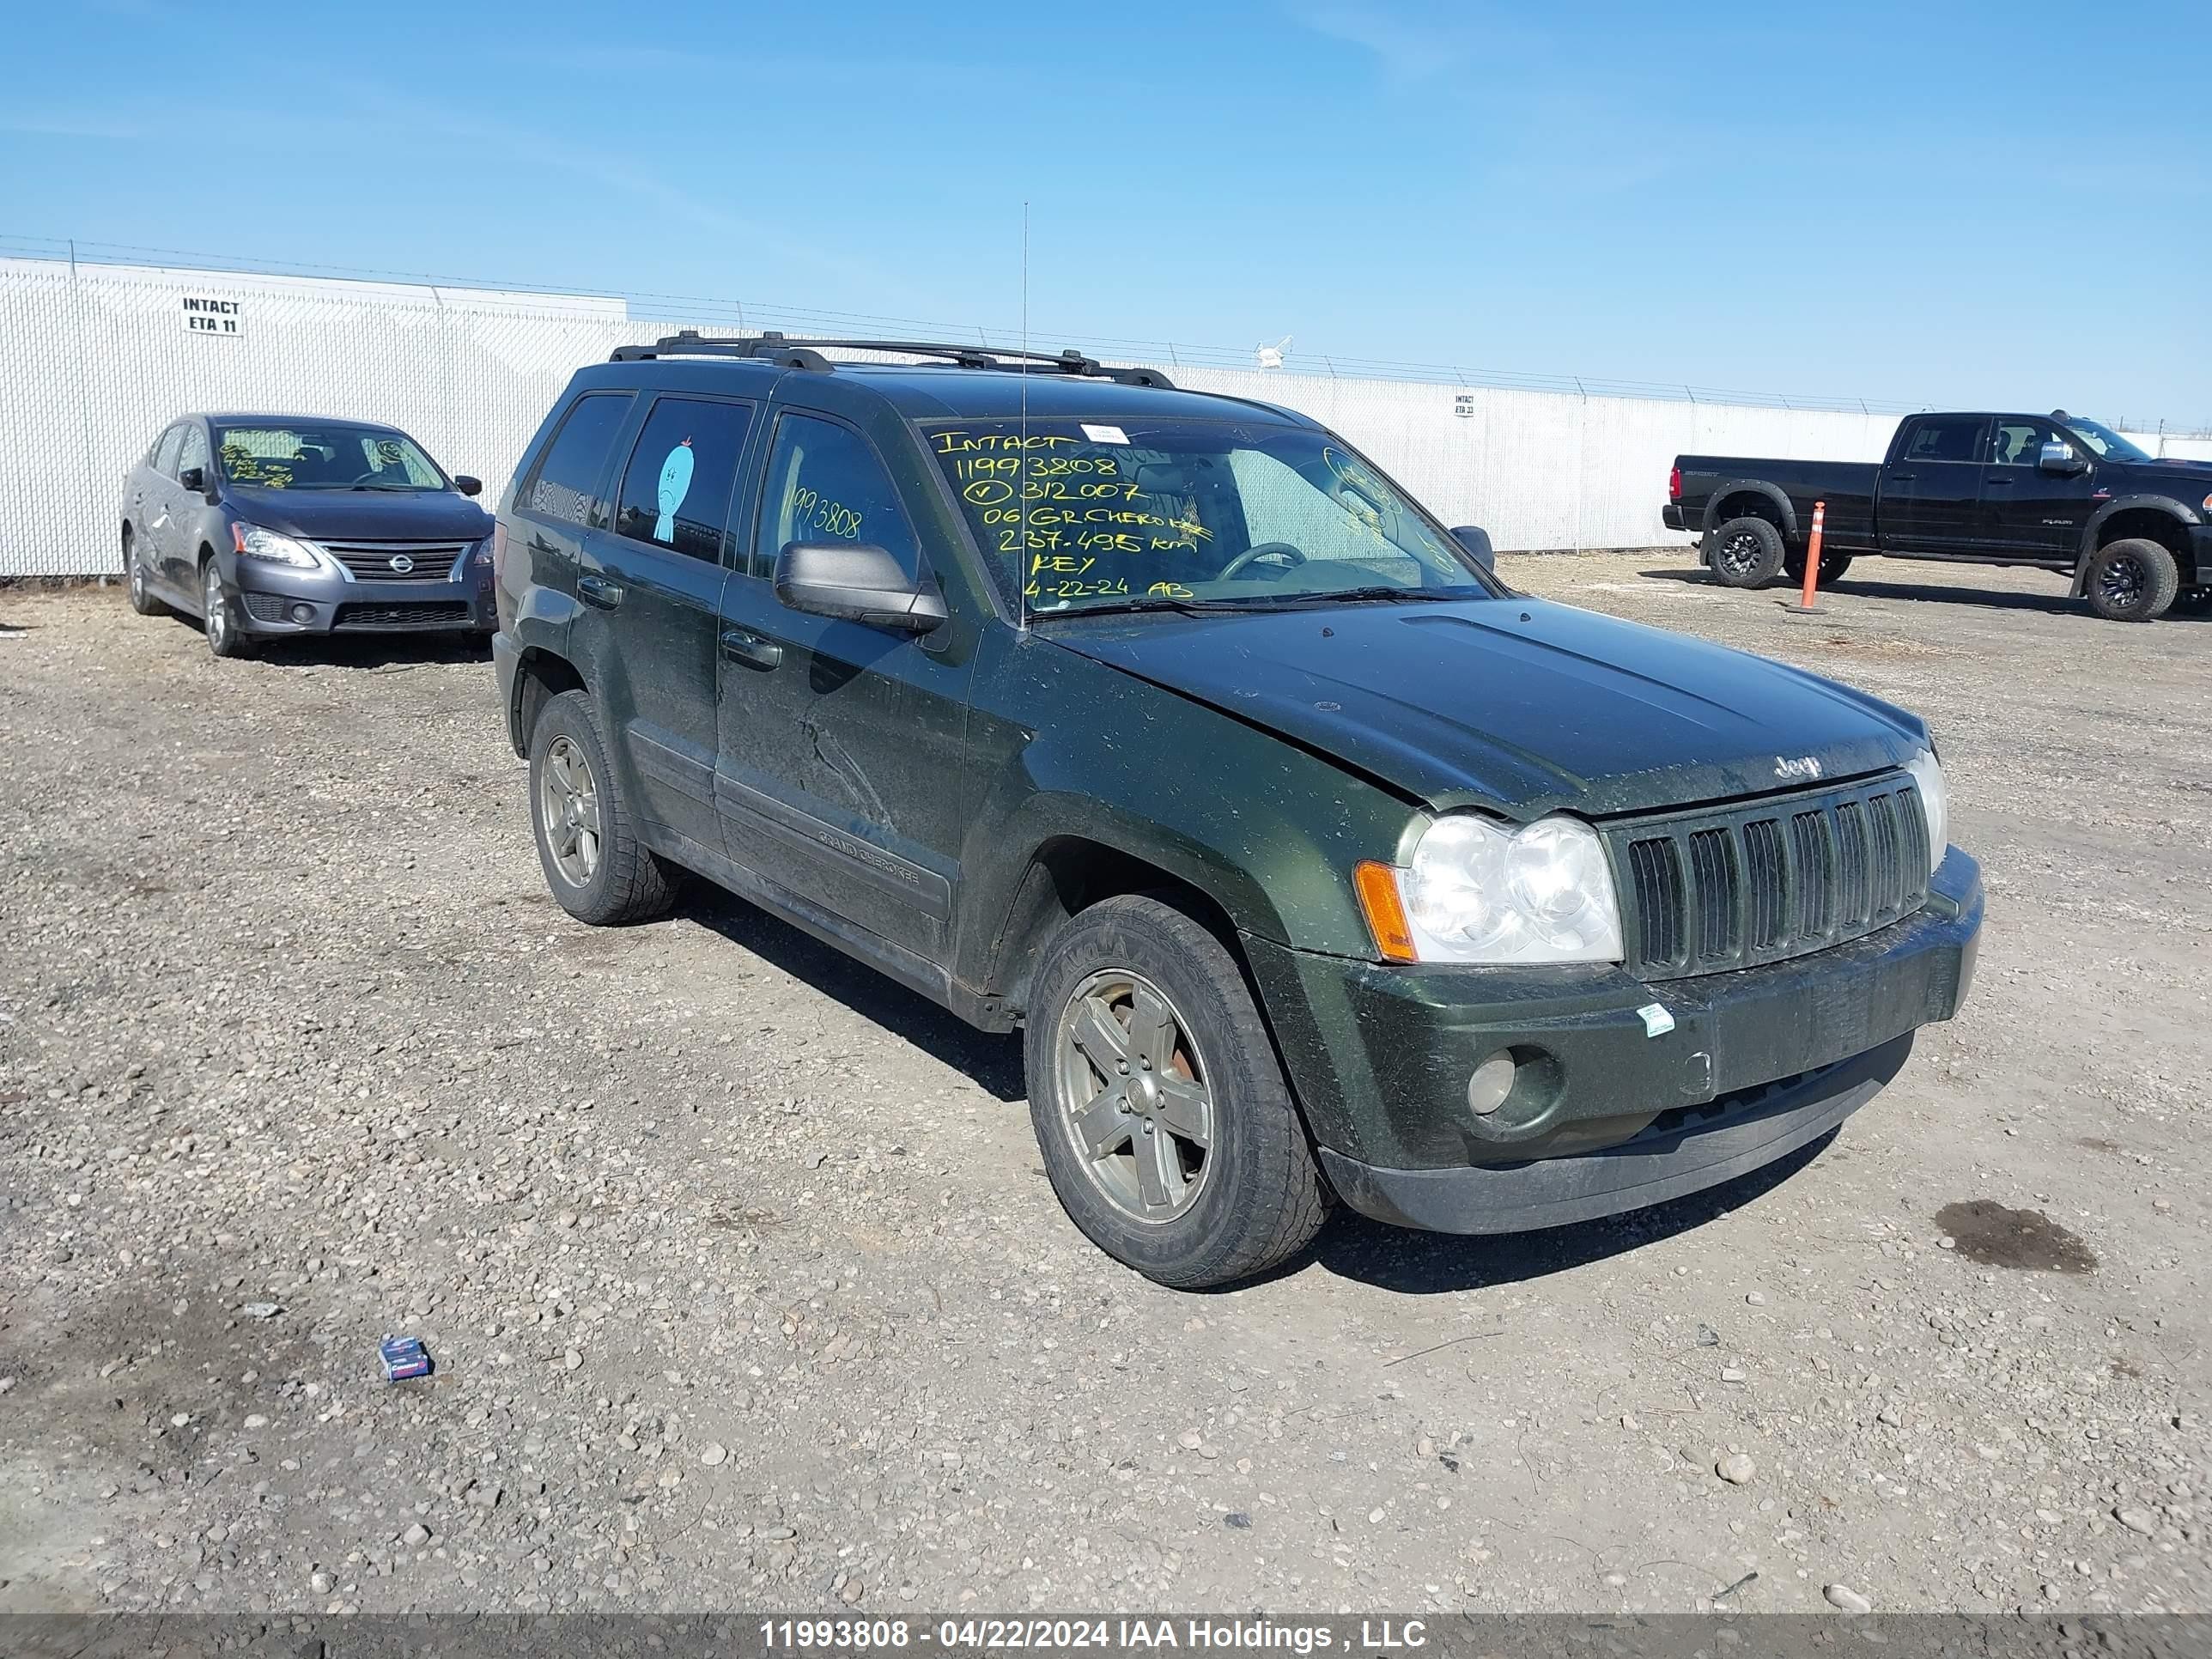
[1025,894,1328,1289]
[527,690,676,925]
[1707,517,1784,587]
[1784,548,1854,587]
[2083,538,2179,623]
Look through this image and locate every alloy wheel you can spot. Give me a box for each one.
[204,566,228,651]
[2097,553,2146,610]
[1717,530,1764,578]
[1053,969,1215,1223]
[538,735,603,887]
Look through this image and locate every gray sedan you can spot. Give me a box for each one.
[121,413,495,658]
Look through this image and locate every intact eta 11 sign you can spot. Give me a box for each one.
[182,295,244,338]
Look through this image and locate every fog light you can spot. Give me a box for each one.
[1467,1050,1516,1115]
[289,602,315,624]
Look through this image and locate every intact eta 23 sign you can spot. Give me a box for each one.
[182,295,244,338]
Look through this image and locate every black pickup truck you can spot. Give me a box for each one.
[1666,410,2212,622]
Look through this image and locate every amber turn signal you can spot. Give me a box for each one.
[1353,861,1419,963]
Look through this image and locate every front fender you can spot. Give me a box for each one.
[951,631,1417,988]
[2071,497,2201,593]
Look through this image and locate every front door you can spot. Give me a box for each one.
[714,407,977,968]
[1881,414,1989,556]
[1982,416,2098,561]
[580,392,757,860]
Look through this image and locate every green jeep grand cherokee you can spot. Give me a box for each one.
[490,332,1982,1288]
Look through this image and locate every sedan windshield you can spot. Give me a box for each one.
[2063,417,2151,464]
[215,423,449,491]
[924,418,1493,615]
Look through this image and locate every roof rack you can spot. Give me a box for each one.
[608,329,1176,388]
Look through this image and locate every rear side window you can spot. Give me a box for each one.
[524,392,632,529]
[1901,416,1985,465]
[611,396,755,563]
[151,425,185,476]
[759,413,921,579]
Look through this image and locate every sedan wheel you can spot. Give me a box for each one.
[202,562,248,658]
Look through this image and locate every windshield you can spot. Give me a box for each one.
[215,423,449,491]
[2063,417,2151,464]
[924,418,1494,615]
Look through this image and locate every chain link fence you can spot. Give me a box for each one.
[3,252,2197,579]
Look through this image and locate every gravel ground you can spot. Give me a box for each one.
[0,551,2205,1618]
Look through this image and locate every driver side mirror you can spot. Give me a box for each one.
[775,540,947,633]
[453,475,483,497]
[178,465,207,494]
[1450,525,1495,572]
[2039,441,2087,477]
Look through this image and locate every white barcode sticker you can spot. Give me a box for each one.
[1080,423,1130,445]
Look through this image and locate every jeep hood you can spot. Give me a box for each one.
[1048,599,1927,818]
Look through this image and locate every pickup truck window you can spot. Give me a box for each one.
[1900,416,1985,464]
[924,419,1489,614]
[1989,419,2056,465]
[2063,417,2151,464]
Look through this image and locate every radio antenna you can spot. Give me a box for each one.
[1016,200,1030,633]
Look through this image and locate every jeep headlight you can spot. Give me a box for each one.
[1905,747,1948,876]
[232,522,321,568]
[1358,813,1624,965]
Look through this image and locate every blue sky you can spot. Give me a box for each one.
[4,0,2207,425]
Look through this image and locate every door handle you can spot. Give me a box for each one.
[577,573,625,610]
[1888,472,1915,483]
[720,628,784,670]
[1984,476,2014,485]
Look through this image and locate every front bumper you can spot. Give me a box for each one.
[232,553,494,635]
[1246,848,1983,1234]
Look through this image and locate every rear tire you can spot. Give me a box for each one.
[1706,517,1785,587]
[1024,894,1328,1289]
[2083,538,2179,623]
[527,690,676,925]
[125,529,165,617]
[1783,547,1854,587]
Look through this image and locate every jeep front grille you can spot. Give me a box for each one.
[1606,772,1929,980]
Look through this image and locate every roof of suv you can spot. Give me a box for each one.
[580,343,1315,428]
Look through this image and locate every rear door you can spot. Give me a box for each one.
[713,404,978,968]
[137,424,185,594]
[1981,415,2095,562]
[507,387,635,706]
[1880,415,1990,556]
[583,392,759,860]
[164,422,213,590]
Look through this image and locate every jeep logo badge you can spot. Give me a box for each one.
[1774,754,1823,781]
[387,554,415,574]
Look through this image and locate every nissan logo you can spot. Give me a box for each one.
[387,554,416,574]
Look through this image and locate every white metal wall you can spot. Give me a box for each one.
[0,256,2187,577]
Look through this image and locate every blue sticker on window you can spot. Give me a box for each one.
[655,439,695,542]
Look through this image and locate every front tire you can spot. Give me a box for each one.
[1024,894,1328,1289]
[202,559,250,659]
[527,690,675,925]
[1706,517,1785,587]
[2083,538,2180,623]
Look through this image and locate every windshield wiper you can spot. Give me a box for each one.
[1029,597,1260,621]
